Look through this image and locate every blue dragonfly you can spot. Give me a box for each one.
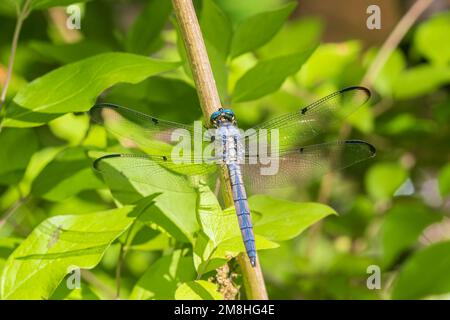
[89,86,376,267]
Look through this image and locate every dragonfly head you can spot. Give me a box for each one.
[210,108,236,127]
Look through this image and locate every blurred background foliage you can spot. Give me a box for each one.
[0,0,449,300]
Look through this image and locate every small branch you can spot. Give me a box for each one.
[361,0,434,87]
[81,270,116,300]
[115,243,125,299]
[171,0,268,300]
[0,0,32,114]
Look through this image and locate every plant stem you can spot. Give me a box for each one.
[0,0,32,114]
[171,0,268,300]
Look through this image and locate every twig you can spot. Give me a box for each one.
[317,0,435,204]
[81,270,116,300]
[115,243,125,299]
[361,0,434,87]
[0,0,32,114]
[171,0,268,300]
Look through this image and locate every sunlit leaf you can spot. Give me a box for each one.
[0,206,135,299]
[259,17,323,58]
[438,164,450,197]
[250,195,336,241]
[31,147,104,201]
[365,162,408,200]
[175,280,223,300]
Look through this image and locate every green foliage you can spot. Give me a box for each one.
[232,48,316,103]
[414,12,450,65]
[230,2,297,58]
[391,241,450,299]
[0,206,134,299]
[381,201,442,267]
[30,147,104,201]
[3,53,180,127]
[365,162,408,201]
[0,128,38,185]
[0,0,448,301]
[438,164,450,197]
[175,280,223,300]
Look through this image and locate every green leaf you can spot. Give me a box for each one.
[414,12,450,65]
[104,76,201,125]
[175,280,223,300]
[230,2,297,58]
[392,241,450,299]
[48,113,90,145]
[0,0,91,14]
[200,0,232,98]
[438,164,450,197]
[249,195,336,241]
[232,48,315,103]
[364,48,406,97]
[201,0,232,60]
[29,41,111,64]
[31,147,104,201]
[125,0,172,55]
[393,65,450,100]
[195,184,278,274]
[259,17,323,58]
[3,53,180,127]
[129,250,196,300]
[95,154,200,243]
[381,201,442,267]
[365,162,408,200]
[298,41,361,87]
[0,206,135,299]
[0,128,39,185]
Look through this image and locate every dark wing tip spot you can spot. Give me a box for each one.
[299,147,304,153]
[93,153,123,171]
[345,140,376,157]
[301,107,308,115]
[340,86,371,99]
[151,118,159,125]
[162,155,168,161]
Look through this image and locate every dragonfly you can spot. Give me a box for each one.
[89,86,376,267]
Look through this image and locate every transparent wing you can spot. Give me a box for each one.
[93,153,218,193]
[89,103,209,154]
[241,140,376,192]
[244,87,371,153]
